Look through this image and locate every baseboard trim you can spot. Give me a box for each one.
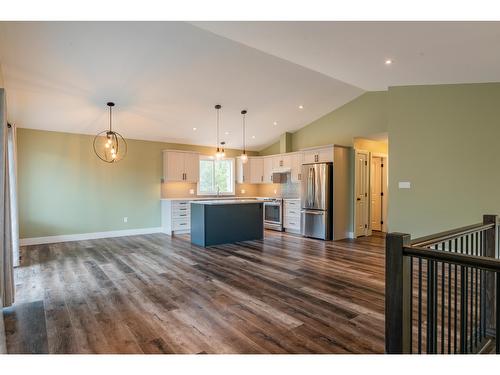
[347,232,355,239]
[20,227,164,246]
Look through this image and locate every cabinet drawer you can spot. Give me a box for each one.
[284,217,300,230]
[173,211,190,219]
[285,208,300,218]
[173,206,190,215]
[284,200,300,209]
[172,201,190,209]
[173,218,190,231]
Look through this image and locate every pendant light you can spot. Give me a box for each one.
[240,109,248,164]
[214,104,225,160]
[93,102,127,163]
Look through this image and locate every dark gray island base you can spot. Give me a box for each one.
[190,200,264,247]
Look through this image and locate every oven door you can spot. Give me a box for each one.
[264,203,282,225]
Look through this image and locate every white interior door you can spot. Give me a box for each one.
[355,150,369,237]
[371,156,383,231]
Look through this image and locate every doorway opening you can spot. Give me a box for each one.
[353,136,388,238]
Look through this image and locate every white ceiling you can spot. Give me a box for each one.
[194,21,500,91]
[0,22,362,150]
[1,22,500,150]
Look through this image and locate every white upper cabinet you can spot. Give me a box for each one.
[263,156,273,183]
[272,154,291,170]
[236,156,251,183]
[249,157,264,184]
[289,153,303,183]
[302,146,334,164]
[163,150,200,183]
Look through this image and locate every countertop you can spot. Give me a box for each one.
[162,196,269,201]
[191,199,264,205]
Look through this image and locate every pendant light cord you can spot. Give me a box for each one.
[243,112,246,153]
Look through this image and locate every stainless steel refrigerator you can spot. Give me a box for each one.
[300,162,333,240]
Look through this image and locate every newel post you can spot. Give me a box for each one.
[483,214,498,337]
[385,232,412,354]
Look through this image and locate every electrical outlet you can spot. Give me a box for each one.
[241,189,246,194]
[123,217,128,223]
[189,188,195,195]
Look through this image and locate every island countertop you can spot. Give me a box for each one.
[191,199,263,205]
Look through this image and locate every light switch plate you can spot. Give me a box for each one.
[189,189,195,195]
[398,181,411,189]
[241,189,246,194]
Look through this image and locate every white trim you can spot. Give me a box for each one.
[20,227,163,246]
[347,232,355,239]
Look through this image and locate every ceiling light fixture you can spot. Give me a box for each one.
[193,127,197,131]
[252,135,255,139]
[214,104,225,160]
[273,121,278,126]
[298,105,304,109]
[240,109,248,164]
[385,59,393,65]
[93,102,127,163]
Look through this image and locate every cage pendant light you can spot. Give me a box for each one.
[93,102,127,163]
[240,110,248,163]
[214,104,225,160]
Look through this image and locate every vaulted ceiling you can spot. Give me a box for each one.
[1,21,499,150]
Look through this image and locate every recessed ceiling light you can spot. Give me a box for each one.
[273,121,278,126]
[225,131,230,135]
[192,127,197,131]
[298,105,304,109]
[252,135,255,139]
[385,59,393,65]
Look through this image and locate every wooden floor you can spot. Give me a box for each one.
[4,230,385,354]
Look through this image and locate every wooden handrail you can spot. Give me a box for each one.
[410,222,494,247]
[403,245,500,272]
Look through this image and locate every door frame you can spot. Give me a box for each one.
[371,152,388,233]
[353,149,371,238]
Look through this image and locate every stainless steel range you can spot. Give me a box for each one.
[258,198,283,231]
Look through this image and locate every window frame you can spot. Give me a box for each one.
[197,155,235,196]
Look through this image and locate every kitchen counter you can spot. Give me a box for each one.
[191,199,263,205]
[161,196,271,201]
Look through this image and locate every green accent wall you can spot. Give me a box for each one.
[259,140,280,156]
[388,83,500,237]
[18,128,252,238]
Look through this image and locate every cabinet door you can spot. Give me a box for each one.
[318,147,334,162]
[281,154,291,169]
[164,151,185,182]
[290,153,303,183]
[302,150,316,164]
[249,157,264,184]
[263,157,273,183]
[183,152,200,182]
[236,157,251,183]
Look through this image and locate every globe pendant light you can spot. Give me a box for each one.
[93,102,127,163]
[214,104,225,160]
[240,109,248,163]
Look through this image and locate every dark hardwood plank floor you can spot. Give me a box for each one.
[5,230,385,354]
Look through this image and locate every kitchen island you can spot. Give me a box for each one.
[190,200,264,247]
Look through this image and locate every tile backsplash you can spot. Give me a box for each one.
[161,173,300,199]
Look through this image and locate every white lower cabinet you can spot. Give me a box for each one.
[283,199,301,233]
[162,200,191,235]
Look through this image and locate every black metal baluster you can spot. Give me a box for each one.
[475,232,479,349]
[496,272,500,354]
[460,264,467,353]
[410,257,413,354]
[418,258,422,354]
[448,240,452,354]
[480,231,485,340]
[441,243,445,354]
[454,263,458,353]
[427,257,435,353]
